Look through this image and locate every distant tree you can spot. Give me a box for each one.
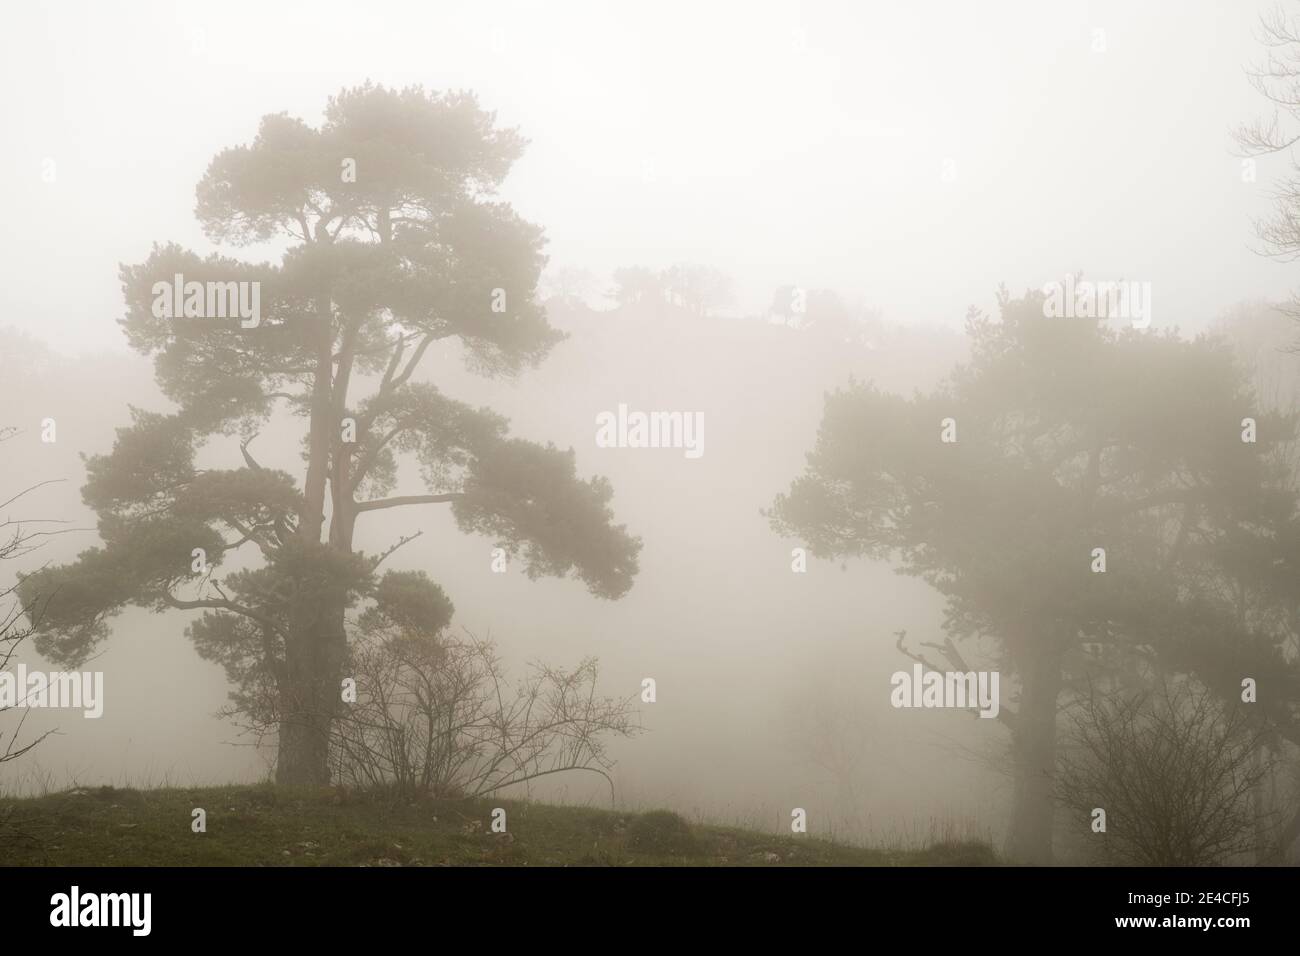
[0,329,56,389]
[769,287,880,348]
[770,288,1300,863]
[609,266,666,307]
[802,289,851,329]
[663,263,731,316]
[782,668,873,824]
[610,264,731,316]
[769,285,803,326]
[19,85,641,786]
[542,266,598,307]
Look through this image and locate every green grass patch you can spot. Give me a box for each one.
[0,784,996,867]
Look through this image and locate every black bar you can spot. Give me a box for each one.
[0,865,1286,942]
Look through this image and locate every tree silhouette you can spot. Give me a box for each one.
[770,288,1300,862]
[19,85,641,785]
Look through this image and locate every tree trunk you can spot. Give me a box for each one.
[1005,634,1062,864]
[276,595,348,785]
[276,702,332,785]
[276,271,344,786]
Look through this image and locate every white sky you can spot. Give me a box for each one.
[2,0,1297,353]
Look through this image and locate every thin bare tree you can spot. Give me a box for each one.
[0,426,70,768]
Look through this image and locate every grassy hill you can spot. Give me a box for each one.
[0,784,996,867]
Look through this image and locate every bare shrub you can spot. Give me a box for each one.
[330,623,639,803]
[1,426,65,768]
[1056,678,1276,865]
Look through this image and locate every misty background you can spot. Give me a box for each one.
[1,0,1297,850]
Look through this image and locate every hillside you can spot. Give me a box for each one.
[0,785,995,867]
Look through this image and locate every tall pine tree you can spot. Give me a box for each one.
[20,85,641,784]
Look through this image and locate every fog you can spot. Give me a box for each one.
[2,0,1299,866]
[5,0,1295,355]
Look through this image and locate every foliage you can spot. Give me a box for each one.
[770,288,1300,860]
[17,85,642,782]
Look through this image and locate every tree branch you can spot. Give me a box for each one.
[894,629,1018,732]
[159,590,282,636]
[354,493,463,514]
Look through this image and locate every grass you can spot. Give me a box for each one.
[0,784,996,867]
